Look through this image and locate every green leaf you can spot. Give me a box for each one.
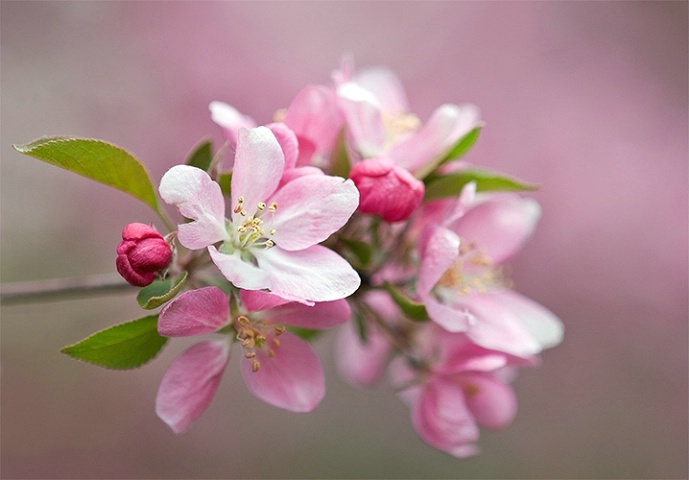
[217,172,232,196]
[136,272,188,310]
[415,125,483,179]
[288,326,322,341]
[340,237,373,267]
[424,168,538,201]
[13,137,160,213]
[185,139,213,171]
[61,315,167,370]
[383,283,428,322]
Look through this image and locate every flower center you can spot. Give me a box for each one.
[224,197,279,254]
[234,315,285,372]
[382,111,421,149]
[436,240,508,296]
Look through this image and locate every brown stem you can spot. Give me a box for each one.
[0,273,135,304]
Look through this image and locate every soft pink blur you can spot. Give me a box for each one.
[2,2,686,478]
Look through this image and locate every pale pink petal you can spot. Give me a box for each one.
[255,245,360,303]
[158,287,229,337]
[355,67,409,113]
[267,298,351,329]
[283,85,343,163]
[461,373,517,430]
[277,165,324,189]
[410,376,480,458]
[209,101,257,147]
[425,296,475,333]
[208,246,270,291]
[337,82,385,158]
[450,194,541,265]
[490,290,564,350]
[335,318,389,387]
[159,165,228,250]
[417,225,460,298]
[155,340,229,433]
[266,122,299,171]
[391,104,480,173]
[240,289,295,312]
[240,331,324,412]
[230,126,284,217]
[462,292,543,358]
[268,176,359,251]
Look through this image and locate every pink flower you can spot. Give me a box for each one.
[417,184,564,357]
[155,287,351,433]
[159,126,361,303]
[209,101,257,149]
[115,223,171,287]
[349,156,425,222]
[391,326,519,458]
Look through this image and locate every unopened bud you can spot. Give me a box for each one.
[115,223,172,287]
[349,157,425,222]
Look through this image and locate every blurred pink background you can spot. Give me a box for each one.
[2,2,687,478]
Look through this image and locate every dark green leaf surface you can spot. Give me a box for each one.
[424,169,538,201]
[137,272,188,310]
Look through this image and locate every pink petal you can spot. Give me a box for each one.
[209,101,257,147]
[256,245,361,303]
[208,246,270,291]
[410,376,480,458]
[277,166,324,189]
[391,104,480,173]
[334,318,389,387]
[240,331,324,412]
[449,194,541,265]
[158,165,228,250]
[269,175,359,251]
[337,82,385,158]
[230,126,284,219]
[490,290,564,350]
[267,298,351,329]
[461,372,517,430]
[240,289,295,312]
[155,340,229,433]
[355,67,409,113]
[266,122,299,171]
[158,287,229,337]
[425,296,475,333]
[417,225,460,298]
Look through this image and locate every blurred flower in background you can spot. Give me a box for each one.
[1,1,686,479]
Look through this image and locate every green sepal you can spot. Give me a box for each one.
[339,237,373,267]
[415,125,483,179]
[383,283,428,322]
[288,326,322,341]
[136,272,188,310]
[61,315,167,370]
[185,139,213,171]
[424,168,538,201]
[217,173,232,196]
[13,137,160,213]
[329,129,351,179]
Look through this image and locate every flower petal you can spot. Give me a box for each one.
[391,103,480,173]
[417,225,460,298]
[450,194,541,265]
[158,287,229,337]
[425,296,475,333]
[208,246,270,291]
[266,122,299,171]
[337,82,385,158]
[155,340,229,433]
[461,372,517,430]
[355,67,409,113]
[335,318,389,387]
[240,331,324,412]
[268,298,351,329]
[159,165,228,250]
[269,175,359,251]
[256,245,361,303]
[230,126,284,219]
[209,101,257,148]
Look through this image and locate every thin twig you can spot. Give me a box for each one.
[0,273,135,304]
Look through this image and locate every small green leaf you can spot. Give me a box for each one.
[383,283,428,322]
[13,137,160,212]
[340,237,373,267]
[185,139,213,171]
[137,272,188,310]
[61,315,167,369]
[424,169,538,201]
[217,173,232,196]
[415,125,483,179]
[288,326,322,341]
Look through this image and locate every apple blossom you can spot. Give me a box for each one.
[115,223,171,287]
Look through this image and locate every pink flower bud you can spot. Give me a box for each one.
[116,223,172,287]
[349,157,425,222]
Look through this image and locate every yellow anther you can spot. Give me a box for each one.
[269,228,277,235]
[268,349,276,358]
[257,202,266,211]
[240,210,247,217]
[268,202,278,212]
[274,325,286,336]
[252,359,261,372]
[272,338,281,348]
[264,240,274,248]
[244,351,256,359]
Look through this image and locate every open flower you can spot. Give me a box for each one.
[416,184,564,357]
[155,287,351,433]
[159,126,361,303]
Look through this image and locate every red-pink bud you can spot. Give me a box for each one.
[349,157,425,222]
[116,223,172,287]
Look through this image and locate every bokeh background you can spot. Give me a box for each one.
[2,2,687,478]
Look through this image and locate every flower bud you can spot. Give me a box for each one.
[116,223,172,287]
[349,157,425,222]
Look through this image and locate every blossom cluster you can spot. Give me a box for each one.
[113,60,563,457]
